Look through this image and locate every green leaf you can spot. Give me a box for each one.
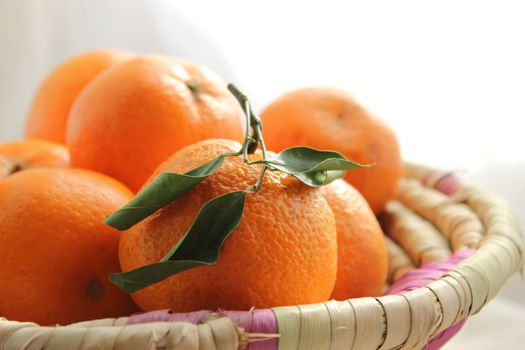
[109,190,247,293]
[104,156,225,231]
[264,146,371,186]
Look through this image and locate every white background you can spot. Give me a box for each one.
[1,1,524,348]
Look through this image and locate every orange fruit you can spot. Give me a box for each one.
[66,55,244,192]
[0,139,69,176]
[0,168,138,325]
[320,179,388,299]
[261,87,402,213]
[119,139,337,312]
[26,49,136,143]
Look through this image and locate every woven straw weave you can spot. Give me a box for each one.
[0,163,523,350]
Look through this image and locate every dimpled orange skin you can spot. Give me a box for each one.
[261,87,402,214]
[0,139,70,172]
[26,49,136,143]
[66,55,244,192]
[0,168,138,325]
[119,139,338,312]
[320,179,388,299]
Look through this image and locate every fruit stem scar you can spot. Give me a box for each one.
[185,80,199,95]
[11,163,23,174]
[0,157,23,179]
[86,278,105,300]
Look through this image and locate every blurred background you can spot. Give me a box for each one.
[1,0,524,348]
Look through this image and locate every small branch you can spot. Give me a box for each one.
[246,165,268,192]
[251,115,267,159]
[227,83,270,193]
[228,84,262,156]
[226,85,253,158]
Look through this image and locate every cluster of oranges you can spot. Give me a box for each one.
[0,49,401,325]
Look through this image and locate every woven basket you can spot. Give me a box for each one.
[1,163,523,350]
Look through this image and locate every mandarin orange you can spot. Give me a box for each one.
[0,168,138,325]
[320,179,388,299]
[0,139,69,175]
[26,49,136,143]
[67,55,244,192]
[261,87,402,213]
[118,139,337,312]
